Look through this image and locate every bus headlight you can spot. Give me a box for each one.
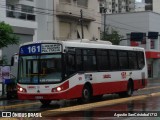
[19,88,23,92]
[19,87,27,93]
[57,87,61,92]
[17,86,27,93]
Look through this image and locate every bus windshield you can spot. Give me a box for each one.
[18,54,62,84]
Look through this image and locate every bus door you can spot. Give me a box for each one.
[26,59,39,84]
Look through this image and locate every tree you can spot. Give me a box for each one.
[0,22,19,65]
[0,55,8,65]
[0,22,19,48]
[101,27,123,45]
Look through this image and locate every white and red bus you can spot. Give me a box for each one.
[17,39,147,105]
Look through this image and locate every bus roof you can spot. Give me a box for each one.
[20,39,144,51]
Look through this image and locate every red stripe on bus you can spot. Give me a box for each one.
[18,79,147,100]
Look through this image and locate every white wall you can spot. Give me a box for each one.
[105,12,149,37]
[103,11,160,52]
[0,0,38,40]
[153,0,160,14]
[88,0,101,39]
[36,0,101,41]
[0,0,6,18]
[36,0,54,40]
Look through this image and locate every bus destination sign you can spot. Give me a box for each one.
[41,44,61,53]
[20,44,61,55]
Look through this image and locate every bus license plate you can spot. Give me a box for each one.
[35,96,43,99]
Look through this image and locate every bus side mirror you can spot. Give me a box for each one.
[11,56,14,66]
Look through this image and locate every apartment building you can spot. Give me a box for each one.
[100,0,135,14]
[36,0,101,41]
[136,0,160,13]
[0,0,37,76]
[0,0,101,75]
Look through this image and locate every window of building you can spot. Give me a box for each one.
[21,5,34,13]
[77,0,88,8]
[59,0,71,4]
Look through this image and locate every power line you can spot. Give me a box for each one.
[0,4,146,32]
[93,21,138,32]
[106,17,146,31]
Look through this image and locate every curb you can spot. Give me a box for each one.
[41,92,160,117]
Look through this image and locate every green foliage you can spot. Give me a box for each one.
[0,55,8,65]
[0,22,19,48]
[101,27,123,45]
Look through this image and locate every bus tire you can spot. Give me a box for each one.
[78,85,92,103]
[40,100,51,105]
[119,80,133,97]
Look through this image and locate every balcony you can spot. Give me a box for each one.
[6,5,36,21]
[56,3,96,21]
[6,9,36,21]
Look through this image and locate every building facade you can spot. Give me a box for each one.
[136,0,160,13]
[0,0,37,76]
[103,11,160,78]
[100,0,135,14]
[36,0,101,41]
[0,0,101,76]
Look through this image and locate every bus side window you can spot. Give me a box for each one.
[109,50,119,70]
[83,49,97,71]
[128,51,138,69]
[137,52,145,69]
[76,49,83,71]
[66,54,76,76]
[118,51,129,70]
[97,50,109,71]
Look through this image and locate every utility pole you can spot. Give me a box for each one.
[80,9,84,39]
[103,8,106,39]
[103,0,107,39]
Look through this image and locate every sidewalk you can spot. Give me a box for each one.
[147,78,160,87]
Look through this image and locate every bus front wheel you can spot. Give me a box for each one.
[40,100,51,105]
[78,85,92,103]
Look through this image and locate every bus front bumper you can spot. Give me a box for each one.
[17,92,68,100]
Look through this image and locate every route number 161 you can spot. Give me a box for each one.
[28,46,41,54]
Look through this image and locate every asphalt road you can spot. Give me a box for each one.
[1,79,160,119]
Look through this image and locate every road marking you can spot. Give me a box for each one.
[0,118,18,120]
[0,102,40,110]
[0,86,160,111]
[41,92,160,117]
